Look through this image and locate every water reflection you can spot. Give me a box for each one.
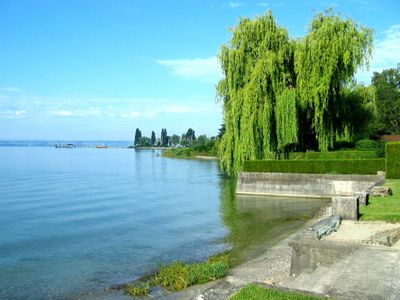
[218,177,330,265]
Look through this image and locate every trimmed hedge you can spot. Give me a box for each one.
[243,159,385,175]
[288,150,381,160]
[386,142,400,179]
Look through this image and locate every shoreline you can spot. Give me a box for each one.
[73,202,400,300]
[104,205,330,299]
[158,213,327,300]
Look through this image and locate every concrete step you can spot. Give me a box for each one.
[283,247,400,300]
[284,255,352,295]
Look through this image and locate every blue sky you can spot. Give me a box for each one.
[1,0,399,140]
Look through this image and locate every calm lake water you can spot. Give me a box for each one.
[0,147,328,299]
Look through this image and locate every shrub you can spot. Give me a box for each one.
[355,139,384,150]
[386,142,400,179]
[243,159,385,175]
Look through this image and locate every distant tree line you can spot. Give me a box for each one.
[372,64,400,136]
[133,127,216,148]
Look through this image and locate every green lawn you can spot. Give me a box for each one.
[229,284,327,300]
[360,179,400,222]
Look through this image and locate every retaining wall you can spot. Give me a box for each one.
[236,172,384,198]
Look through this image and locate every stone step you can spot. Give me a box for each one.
[283,247,400,300]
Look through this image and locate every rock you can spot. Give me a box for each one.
[356,191,369,206]
[332,196,359,220]
[377,171,386,177]
[371,229,400,246]
[312,214,341,240]
[370,186,393,197]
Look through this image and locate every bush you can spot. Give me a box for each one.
[355,139,384,150]
[288,150,381,160]
[386,142,400,179]
[243,159,385,175]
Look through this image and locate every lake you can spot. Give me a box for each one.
[0,146,328,299]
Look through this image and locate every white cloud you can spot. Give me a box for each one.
[356,24,400,84]
[229,2,243,8]
[119,111,141,118]
[51,110,74,117]
[157,56,221,81]
[257,2,269,7]
[46,101,211,118]
[0,86,24,93]
[0,90,218,125]
[0,110,27,119]
[51,108,102,117]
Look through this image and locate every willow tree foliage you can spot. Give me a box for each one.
[217,10,373,175]
[339,83,377,141]
[295,11,373,150]
[217,12,295,174]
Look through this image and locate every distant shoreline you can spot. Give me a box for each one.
[132,146,169,150]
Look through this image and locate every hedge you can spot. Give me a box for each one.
[288,150,382,160]
[386,142,400,179]
[243,159,385,175]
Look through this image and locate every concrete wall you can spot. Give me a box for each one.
[289,236,362,276]
[236,172,384,198]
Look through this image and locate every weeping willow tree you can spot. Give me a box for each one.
[217,10,373,175]
[217,12,296,175]
[295,11,373,151]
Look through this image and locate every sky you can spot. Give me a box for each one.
[0,0,399,141]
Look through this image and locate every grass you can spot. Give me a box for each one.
[125,252,230,297]
[360,179,400,222]
[229,284,328,300]
[125,282,149,296]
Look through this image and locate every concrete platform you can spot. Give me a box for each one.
[283,243,400,300]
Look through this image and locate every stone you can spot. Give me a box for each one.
[370,186,393,197]
[371,229,400,247]
[312,214,341,240]
[332,196,359,220]
[356,191,369,206]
